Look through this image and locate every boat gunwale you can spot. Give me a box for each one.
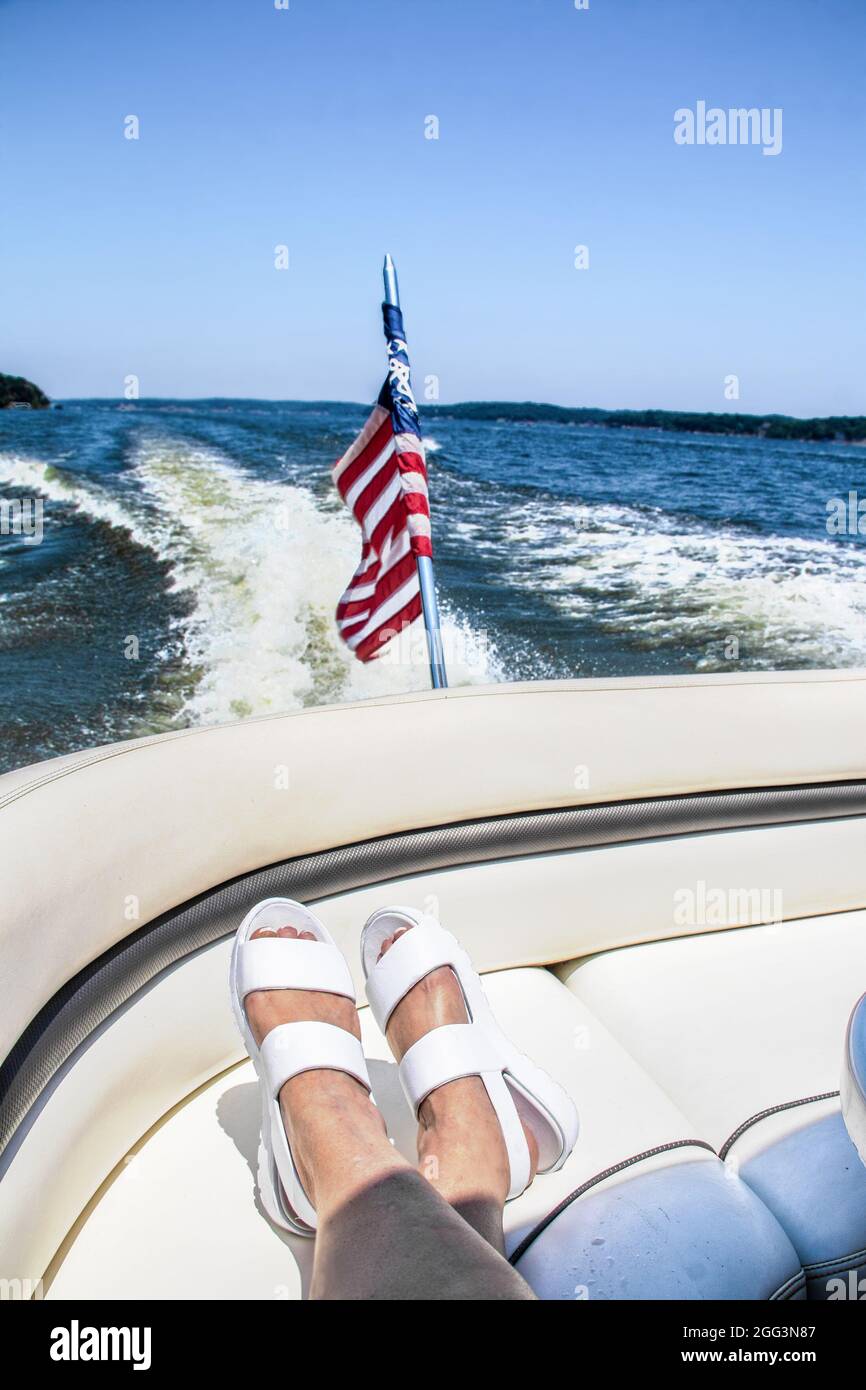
[3,669,865,814]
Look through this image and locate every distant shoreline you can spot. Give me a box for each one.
[8,393,866,443]
[425,402,866,444]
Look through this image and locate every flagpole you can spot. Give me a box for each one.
[383,254,448,690]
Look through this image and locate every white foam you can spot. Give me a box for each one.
[0,453,153,548]
[4,445,864,713]
[132,440,502,721]
[499,496,866,668]
[0,447,500,728]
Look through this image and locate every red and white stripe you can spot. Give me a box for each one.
[333,404,432,662]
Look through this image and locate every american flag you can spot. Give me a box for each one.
[333,302,432,662]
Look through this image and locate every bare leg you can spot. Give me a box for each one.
[380,926,539,1253]
[245,926,536,1301]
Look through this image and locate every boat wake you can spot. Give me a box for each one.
[2,434,864,752]
[0,445,501,732]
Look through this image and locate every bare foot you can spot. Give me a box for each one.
[244,925,388,1220]
[380,925,538,1248]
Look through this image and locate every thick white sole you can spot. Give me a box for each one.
[229,897,326,1238]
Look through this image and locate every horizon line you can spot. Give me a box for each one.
[42,395,866,425]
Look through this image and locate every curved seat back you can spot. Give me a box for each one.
[2,671,866,1291]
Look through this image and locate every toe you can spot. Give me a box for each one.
[250,926,278,940]
[379,926,412,961]
[298,930,317,941]
[378,925,410,963]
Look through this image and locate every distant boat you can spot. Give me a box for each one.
[6,402,32,410]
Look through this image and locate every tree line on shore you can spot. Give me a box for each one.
[2,375,863,442]
[428,401,866,443]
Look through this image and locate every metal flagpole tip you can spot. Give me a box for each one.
[382,254,399,307]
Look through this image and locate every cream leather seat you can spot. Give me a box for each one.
[44,965,804,1301]
[4,672,866,1300]
[558,911,866,1299]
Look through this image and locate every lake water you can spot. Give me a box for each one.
[1,399,864,772]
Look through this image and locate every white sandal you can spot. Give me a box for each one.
[230,897,372,1236]
[360,906,579,1200]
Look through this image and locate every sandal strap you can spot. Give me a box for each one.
[261,1021,372,1098]
[366,922,465,1030]
[239,937,355,1003]
[399,1022,532,1200]
[398,1022,503,1112]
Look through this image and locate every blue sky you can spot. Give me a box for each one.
[2,0,864,414]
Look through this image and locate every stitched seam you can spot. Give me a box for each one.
[803,1245,866,1275]
[769,1270,807,1301]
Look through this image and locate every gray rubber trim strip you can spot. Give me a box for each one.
[2,778,866,1163]
[718,1091,840,1161]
